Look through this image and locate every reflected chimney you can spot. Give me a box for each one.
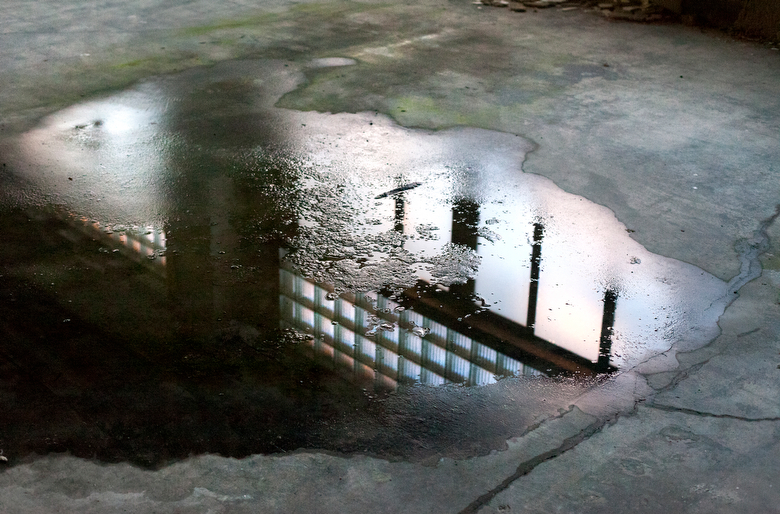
[597,289,618,373]
[526,222,544,332]
[450,198,480,297]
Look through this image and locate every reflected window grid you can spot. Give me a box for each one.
[279,268,542,388]
[70,216,167,275]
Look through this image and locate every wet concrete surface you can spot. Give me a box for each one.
[1,0,779,512]
[0,59,728,467]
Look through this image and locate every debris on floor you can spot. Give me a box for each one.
[473,0,675,23]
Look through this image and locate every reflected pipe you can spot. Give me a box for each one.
[526,222,544,333]
[394,196,405,234]
[450,198,480,297]
[597,289,618,373]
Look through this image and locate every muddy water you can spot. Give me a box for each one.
[0,60,725,467]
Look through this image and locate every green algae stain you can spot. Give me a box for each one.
[390,95,514,131]
[21,1,395,128]
[391,95,477,127]
[290,1,391,16]
[280,66,529,133]
[176,1,389,38]
[176,13,281,37]
[112,58,149,69]
[108,52,209,79]
[110,55,199,71]
[11,0,564,137]
[760,252,780,271]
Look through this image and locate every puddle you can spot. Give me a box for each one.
[0,60,726,467]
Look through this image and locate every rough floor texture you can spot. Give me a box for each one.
[1,1,779,512]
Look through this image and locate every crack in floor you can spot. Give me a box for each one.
[637,203,780,392]
[727,203,780,293]
[647,402,780,422]
[456,417,614,514]
[457,204,780,513]
[648,360,709,394]
[696,203,780,319]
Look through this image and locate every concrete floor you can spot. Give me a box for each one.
[1,1,779,512]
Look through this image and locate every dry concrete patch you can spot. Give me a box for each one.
[650,254,780,420]
[1,0,780,512]
[478,407,780,513]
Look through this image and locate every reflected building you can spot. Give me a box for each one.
[65,216,168,276]
[47,168,619,395]
[0,62,726,466]
[280,267,543,391]
[8,70,635,393]
[280,192,618,389]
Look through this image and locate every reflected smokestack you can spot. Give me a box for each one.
[526,222,544,332]
[597,289,618,373]
[394,196,405,234]
[450,198,480,298]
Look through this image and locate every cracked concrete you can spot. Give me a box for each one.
[478,407,780,513]
[476,210,780,512]
[652,258,780,420]
[1,0,779,512]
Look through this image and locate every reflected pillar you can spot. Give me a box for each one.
[394,196,405,234]
[450,199,480,298]
[526,223,544,333]
[165,216,216,339]
[597,289,618,372]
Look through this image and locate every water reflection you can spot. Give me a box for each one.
[280,212,621,391]
[281,267,545,391]
[0,60,727,465]
[75,216,167,272]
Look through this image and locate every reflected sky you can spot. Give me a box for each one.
[4,59,727,374]
[11,86,170,225]
[0,59,728,465]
